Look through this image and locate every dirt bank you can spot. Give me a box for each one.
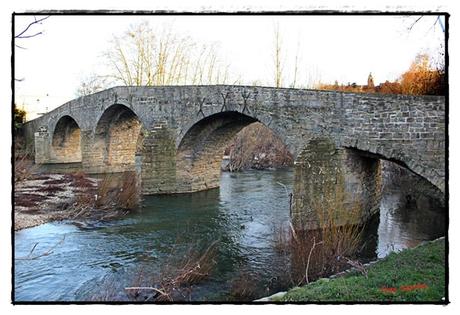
[14,173,98,231]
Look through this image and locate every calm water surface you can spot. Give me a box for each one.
[14,168,445,301]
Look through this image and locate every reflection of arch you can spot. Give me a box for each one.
[51,115,82,162]
[93,104,143,172]
[176,111,291,192]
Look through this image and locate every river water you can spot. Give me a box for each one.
[14,168,445,302]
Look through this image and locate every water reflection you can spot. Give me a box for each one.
[376,182,445,258]
[14,167,445,301]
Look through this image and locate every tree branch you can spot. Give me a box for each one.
[15,16,49,39]
[15,234,66,260]
[408,16,423,31]
[16,31,43,39]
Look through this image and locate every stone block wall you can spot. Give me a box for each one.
[340,93,445,192]
[292,137,382,230]
[23,86,445,194]
[34,131,50,164]
[175,112,256,193]
[82,105,143,174]
[50,116,82,163]
[22,86,445,230]
[140,123,177,194]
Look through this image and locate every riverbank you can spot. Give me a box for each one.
[14,173,89,230]
[14,172,136,231]
[273,238,446,302]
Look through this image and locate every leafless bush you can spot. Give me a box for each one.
[68,171,95,187]
[229,271,260,301]
[224,122,293,172]
[117,172,141,210]
[124,241,219,302]
[14,154,37,183]
[273,187,365,286]
[94,172,141,210]
[66,171,140,220]
[273,222,291,254]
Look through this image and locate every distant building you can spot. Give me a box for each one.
[367,73,375,89]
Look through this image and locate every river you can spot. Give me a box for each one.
[14,168,445,302]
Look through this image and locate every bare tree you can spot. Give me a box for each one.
[75,74,109,97]
[14,16,50,82]
[15,16,50,43]
[102,21,231,87]
[273,23,284,88]
[406,15,445,33]
[290,40,301,88]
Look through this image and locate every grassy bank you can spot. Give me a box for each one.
[279,238,446,302]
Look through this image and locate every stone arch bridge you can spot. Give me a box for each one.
[23,86,446,229]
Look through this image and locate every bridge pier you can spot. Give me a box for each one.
[34,129,50,164]
[23,86,444,227]
[140,124,178,194]
[291,137,382,230]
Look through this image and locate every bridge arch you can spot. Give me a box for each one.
[51,115,82,163]
[92,104,144,173]
[175,111,291,192]
[291,137,445,230]
[343,144,444,195]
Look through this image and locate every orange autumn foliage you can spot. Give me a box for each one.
[317,53,445,96]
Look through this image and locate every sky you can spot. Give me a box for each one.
[14,14,445,120]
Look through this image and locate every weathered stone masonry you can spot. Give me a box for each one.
[23,85,445,229]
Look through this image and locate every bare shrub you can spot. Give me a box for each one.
[117,172,141,210]
[171,241,218,285]
[273,187,365,286]
[93,172,141,211]
[229,271,260,301]
[315,187,364,261]
[224,122,293,172]
[14,154,37,183]
[69,171,95,187]
[124,241,219,302]
[94,175,114,209]
[65,171,141,220]
[273,222,291,254]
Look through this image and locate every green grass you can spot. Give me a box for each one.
[279,238,446,302]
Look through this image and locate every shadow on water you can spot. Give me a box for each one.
[14,166,445,302]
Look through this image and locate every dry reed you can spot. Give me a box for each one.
[125,240,219,302]
[273,186,365,286]
[14,154,37,183]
